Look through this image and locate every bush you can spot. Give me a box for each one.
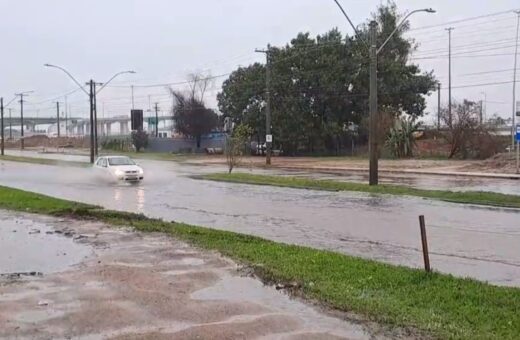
[131,129,148,152]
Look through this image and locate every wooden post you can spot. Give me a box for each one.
[419,215,431,272]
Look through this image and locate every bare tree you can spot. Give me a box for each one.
[441,100,499,159]
[187,72,214,102]
[226,124,252,173]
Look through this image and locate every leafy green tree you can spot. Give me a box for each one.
[217,1,436,155]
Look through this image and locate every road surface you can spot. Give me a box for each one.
[1,211,375,339]
[1,156,519,286]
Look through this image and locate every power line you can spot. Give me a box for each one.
[458,68,520,77]
[411,52,518,60]
[410,9,520,32]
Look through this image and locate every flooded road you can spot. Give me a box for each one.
[1,157,520,286]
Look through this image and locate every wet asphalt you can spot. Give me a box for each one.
[1,154,519,286]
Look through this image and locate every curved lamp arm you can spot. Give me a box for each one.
[97,70,136,94]
[377,8,435,55]
[44,63,90,96]
[332,0,369,50]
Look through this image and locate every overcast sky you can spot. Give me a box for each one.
[1,0,519,124]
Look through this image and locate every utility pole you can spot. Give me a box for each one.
[64,95,68,137]
[512,11,520,154]
[56,101,61,137]
[131,85,135,109]
[93,82,99,156]
[15,91,33,150]
[446,27,454,127]
[1,98,4,156]
[8,109,13,140]
[369,21,378,185]
[89,80,95,163]
[479,100,483,125]
[437,83,441,130]
[254,45,272,165]
[154,102,159,137]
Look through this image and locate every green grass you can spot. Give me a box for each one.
[0,155,89,167]
[0,185,95,214]
[203,172,520,209]
[0,185,519,339]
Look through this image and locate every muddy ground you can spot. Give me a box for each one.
[183,154,518,174]
[0,211,404,340]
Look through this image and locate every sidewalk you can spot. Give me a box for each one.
[0,211,380,339]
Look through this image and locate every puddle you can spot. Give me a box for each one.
[192,274,371,339]
[14,309,66,323]
[0,213,92,275]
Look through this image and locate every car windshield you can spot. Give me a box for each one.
[107,157,135,166]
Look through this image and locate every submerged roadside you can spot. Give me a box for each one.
[0,185,519,339]
[201,172,520,209]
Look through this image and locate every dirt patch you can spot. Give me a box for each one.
[0,211,400,339]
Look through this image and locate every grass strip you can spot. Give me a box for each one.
[0,185,519,339]
[0,155,88,168]
[203,172,520,209]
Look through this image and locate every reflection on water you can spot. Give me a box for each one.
[113,187,122,203]
[136,186,145,212]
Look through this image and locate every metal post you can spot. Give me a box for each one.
[131,85,135,109]
[154,102,159,137]
[516,140,520,174]
[437,83,441,130]
[446,27,454,127]
[93,82,98,156]
[255,46,273,165]
[419,215,431,272]
[56,101,61,137]
[20,94,24,150]
[8,109,12,140]
[266,45,272,166]
[512,11,520,153]
[89,80,95,164]
[479,100,483,125]
[64,95,68,137]
[369,20,378,186]
[1,98,4,156]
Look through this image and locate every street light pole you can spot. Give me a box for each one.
[332,1,435,185]
[44,64,134,163]
[56,101,61,137]
[1,98,4,156]
[15,91,33,150]
[255,45,272,165]
[446,27,454,127]
[154,102,159,137]
[89,80,95,163]
[368,21,378,185]
[8,109,13,140]
[512,10,520,157]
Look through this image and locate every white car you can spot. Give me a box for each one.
[94,156,144,182]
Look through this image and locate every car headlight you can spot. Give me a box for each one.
[138,168,144,175]
[114,169,124,176]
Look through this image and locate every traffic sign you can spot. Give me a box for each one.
[516,124,520,142]
[266,134,273,143]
